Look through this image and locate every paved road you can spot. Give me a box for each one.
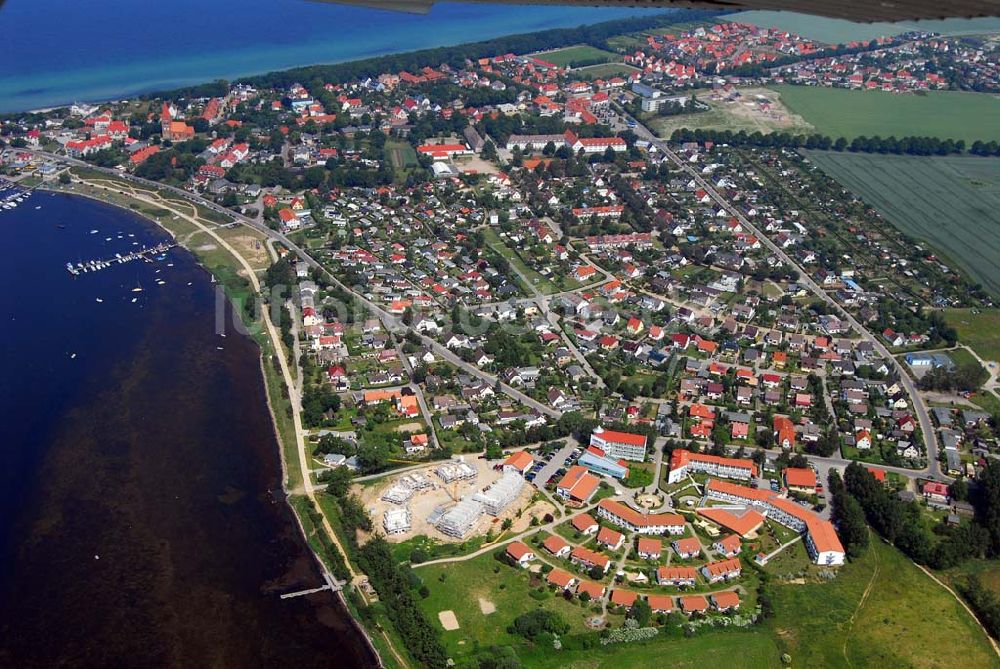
[615,110,941,479]
[30,149,562,421]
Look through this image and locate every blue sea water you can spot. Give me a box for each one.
[0,192,375,666]
[0,0,662,113]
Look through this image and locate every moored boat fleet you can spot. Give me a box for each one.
[0,181,30,209]
[66,242,176,276]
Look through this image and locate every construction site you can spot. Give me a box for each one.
[355,456,543,543]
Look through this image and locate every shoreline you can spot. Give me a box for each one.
[38,178,389,668]
[2,7,673,116]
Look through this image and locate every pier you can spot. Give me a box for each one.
[66,242,176,276]
[279,582,342,600]
[0,179,30,209]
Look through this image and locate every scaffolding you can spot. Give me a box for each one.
[435,497,484,538]
[473,471,524,516]
[436,458,477,484]
[400,472,432,490]
[383,507,412,535]
[381,484,414,505]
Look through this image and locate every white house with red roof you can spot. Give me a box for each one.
[589,427,647,461]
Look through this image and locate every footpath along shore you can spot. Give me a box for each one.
[42,171,402,668]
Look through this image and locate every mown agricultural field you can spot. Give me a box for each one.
[803,151,1000,297]
[774,86,1000,144]
[730,11,1000,44]
[536,44,619,67]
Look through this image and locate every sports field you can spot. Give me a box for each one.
[804,151,1000,297]
[730,11,1000,44]
[774,86,1000,144]
[536,44,619,67]
[575,62,641,80]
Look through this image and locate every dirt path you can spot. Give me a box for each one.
[916,563,1000,659]
[74,176,410,669]
[842,532,880,667]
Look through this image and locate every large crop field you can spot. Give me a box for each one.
[803,151,1000,297]
[730,11,1000,44]
[774,85,1000,144]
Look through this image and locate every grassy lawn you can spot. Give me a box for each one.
[729,11,1000,44]
[386,139,418,181]
[575,63,641,79]
[945,309,1000,361]
[482,227,558,295]
[414,551,598,658]
[537,44,619,67]
[972,391,1000,421]
[803,152,1000,297]
[768,539,997,668]
[517,630,781,668]
[391,533,487,564]
[941,558,1000,599]
[776,86,1000,144]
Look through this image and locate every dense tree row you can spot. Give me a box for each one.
[358,537,449,668]
[842,462,991,570]
[670,128,971,156]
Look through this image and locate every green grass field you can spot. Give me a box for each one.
[482,227,558,295]
[575,63,641,80]
[769,539,997,667]
[803,152,1000,297]
[774,85,1000,144]
[730,11,1000,45]
[518,631,781,669]
[537,44,620,67]
[944,309,1000,361]
[414,539,996,667]
[385,139,418,180]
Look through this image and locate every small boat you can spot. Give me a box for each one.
[131,297,138,303]
[216,346,224,350]
[34,206,41,210]
[90,229,98,234]
[132,284,143,293]
[95,298,103,303]
[70,353,76,359]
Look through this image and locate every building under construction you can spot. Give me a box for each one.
[434,497,484,538]
[383,507,412,535]
[381,484,414,505]
[436,458,477,484]
[473,471,525,516]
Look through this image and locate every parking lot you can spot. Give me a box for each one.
[525,438,580,490]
